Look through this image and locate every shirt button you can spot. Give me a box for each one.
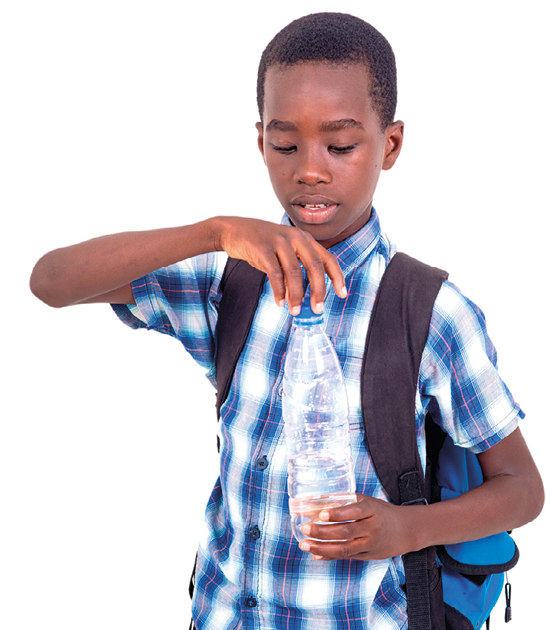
[245,596,258,608]
[250,525,261,541]
[256,456,268,471]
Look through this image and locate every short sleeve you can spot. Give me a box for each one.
[111,251,227,383]
[420,281,524,453]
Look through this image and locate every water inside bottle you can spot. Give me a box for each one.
[289,492,357,541]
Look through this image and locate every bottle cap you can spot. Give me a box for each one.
[293,299,324,326]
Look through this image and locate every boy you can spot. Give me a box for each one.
[30,12,543,630]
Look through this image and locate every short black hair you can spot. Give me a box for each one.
[257,12,397,131]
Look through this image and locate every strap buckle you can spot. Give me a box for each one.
[401,497,428,506]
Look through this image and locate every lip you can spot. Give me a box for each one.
[290,195,339,225]
[291,194,337,207]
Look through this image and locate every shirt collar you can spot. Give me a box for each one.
[281,207,383,273]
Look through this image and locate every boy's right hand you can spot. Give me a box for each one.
[30,214,346,310]
[212,216,347,315]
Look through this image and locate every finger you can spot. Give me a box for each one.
[299,537,369,560]
[317,495,373,524]
[295,249,327,314]
[258,251,288,308]
[305,235,347,301]
[300,520,361,542]
[275,248,305,315]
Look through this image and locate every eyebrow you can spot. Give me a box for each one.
[320,119,364,131]
[265,118,363,132]
[265,119,296,132]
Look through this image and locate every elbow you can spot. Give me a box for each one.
[529,470,545,523]
[516,464,545,527]
[29,271,55,307]
[29,256,68,308]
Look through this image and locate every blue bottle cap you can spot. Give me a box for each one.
[293,299,324,326]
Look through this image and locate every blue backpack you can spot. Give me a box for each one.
[210,252,519,630]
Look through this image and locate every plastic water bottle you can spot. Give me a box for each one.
[282,298,356,542]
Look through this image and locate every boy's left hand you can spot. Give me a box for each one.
[298,494,413,561]
[298,428,544,562]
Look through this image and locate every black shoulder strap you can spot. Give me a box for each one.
[215,258,266,418]
[361,252,448,630]
[361,252,448,505]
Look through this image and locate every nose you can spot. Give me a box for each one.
[294,147,332,185]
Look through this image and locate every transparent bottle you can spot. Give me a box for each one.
[282,299,356,542]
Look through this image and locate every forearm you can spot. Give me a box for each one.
[408,468,544,552]
[299,472,543,561]
[30,214,348,312]
[299,428,543,561]
[30,218,219,307]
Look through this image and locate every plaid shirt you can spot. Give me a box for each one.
[113,209,523,630]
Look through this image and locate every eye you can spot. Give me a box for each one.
[271,144,297,153]
[329,144,357,154]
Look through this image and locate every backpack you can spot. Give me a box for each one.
[209,252,519,630]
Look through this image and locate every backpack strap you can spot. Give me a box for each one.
[361,252,448,630]
[361,252,448,504]
[215,258,267,419]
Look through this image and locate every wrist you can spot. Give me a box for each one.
[205,216,229,253]
[401,505,430,553]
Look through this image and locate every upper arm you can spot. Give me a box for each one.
[421,281,524,452]
[477,427,539,481]
[111,254,226,377]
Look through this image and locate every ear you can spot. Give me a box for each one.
[256,121,265,160]
[382,121,404,171]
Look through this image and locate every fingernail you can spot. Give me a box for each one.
[278,299,286,308]
[300,524,311,535]
[312,555,324,561]
[319,511,330,522]
[300,541,310,551]
[340,286,347,298]
[315,302,324,314]
[290,305,301,316]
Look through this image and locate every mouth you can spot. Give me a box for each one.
[299,203,333,210]
[290,197,339,225]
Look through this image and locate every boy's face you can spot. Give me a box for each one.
[257,62,403,248]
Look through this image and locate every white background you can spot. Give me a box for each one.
[1,1,544,628]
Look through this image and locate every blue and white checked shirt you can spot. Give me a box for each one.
[113,209,523,630]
